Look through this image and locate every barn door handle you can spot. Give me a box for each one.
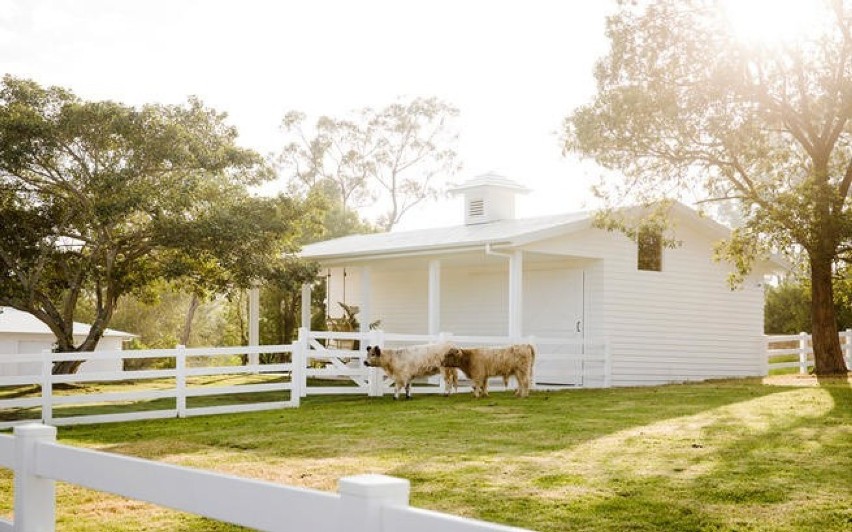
[576,320,582,333]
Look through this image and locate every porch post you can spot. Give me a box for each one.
[428,259,441,337]
[360,266,372,333]
[248,284,260,366]
[301,282,312,332]
[508,250,523,339]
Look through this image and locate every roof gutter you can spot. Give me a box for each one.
[485,242,513,259]
[307,242,514,265]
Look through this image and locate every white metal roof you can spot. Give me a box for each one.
[0,307,136,337]
[299,201,749,263]
[301,211,593,261]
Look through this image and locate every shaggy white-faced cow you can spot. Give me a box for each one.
[364,343,459,399]
[441,344,535,398]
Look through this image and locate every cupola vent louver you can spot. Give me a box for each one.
[468,199,485,217]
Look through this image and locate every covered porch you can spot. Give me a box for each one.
[293,247,605,386]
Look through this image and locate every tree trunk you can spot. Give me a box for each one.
[180,294,200,347]
[810,255,849,375]
[52,360,84,375]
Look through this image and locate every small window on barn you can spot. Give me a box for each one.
[637,228,663,272]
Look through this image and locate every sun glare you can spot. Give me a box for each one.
[720,0,826,47]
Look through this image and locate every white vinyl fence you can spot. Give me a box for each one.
[765,329,852,374]
[0,424,530,532]
[0,329,610,429]
[0,344,299,430]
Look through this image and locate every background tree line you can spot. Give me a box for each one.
[0,75,459,371]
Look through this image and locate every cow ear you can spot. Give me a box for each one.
[365,345,372,352]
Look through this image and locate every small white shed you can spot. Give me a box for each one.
[301,173,777,387]
[0,307,135,376]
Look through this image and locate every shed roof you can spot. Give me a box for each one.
[300,202,735,262]
[301,211,594,261]
[0,307,136,338]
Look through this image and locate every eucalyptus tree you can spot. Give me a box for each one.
[565,0,851,375]
[279,96,461,231]
[0,76,302,373]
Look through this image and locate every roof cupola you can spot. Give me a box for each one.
[449,172,530,225]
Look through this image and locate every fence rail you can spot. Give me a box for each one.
[765,329,852,374]
[0,344,298,429]
[1,329,610,429]
[0,425,529,532]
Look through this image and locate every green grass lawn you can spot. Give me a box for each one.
[1,376,850,531]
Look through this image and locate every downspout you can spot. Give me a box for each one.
[485,243,523,339]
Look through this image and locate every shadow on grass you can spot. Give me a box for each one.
[59,380,791,462]
[489,376,852,531]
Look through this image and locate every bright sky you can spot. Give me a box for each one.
[0,0,615,230]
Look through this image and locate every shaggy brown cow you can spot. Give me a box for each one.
[442,344,535,398]
[364,343,459,399]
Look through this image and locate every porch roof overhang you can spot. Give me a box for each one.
[300,211,593,264]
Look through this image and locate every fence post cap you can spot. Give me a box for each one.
[14,423,57,439]
[339,474,410,502]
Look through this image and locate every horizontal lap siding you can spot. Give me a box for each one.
[526,219,765,386]
[442,267,508,336]
[371,269,429,334]
[606,222,764,386]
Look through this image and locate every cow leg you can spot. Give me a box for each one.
[405,382,412,399]
[443,368,457,396]
[518,370,529,397]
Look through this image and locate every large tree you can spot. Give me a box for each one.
[279,96,461,230]
[0,76,301,372]
[565,0,851,375]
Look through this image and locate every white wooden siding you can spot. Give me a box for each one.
[369,268,429,334]
[442,266,508,336]
[525,216,765,386]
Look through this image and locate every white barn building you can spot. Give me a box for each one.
[0,307,134,376]
[300,173,776,387]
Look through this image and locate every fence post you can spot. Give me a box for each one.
[41,349,53,425]
[338,474,410,532]
[14,424,57,531]
[798,332,808,375]
[845,329,852,370]
[367,330,384,398]
[291,329,307,406]
[297,327,309,399]
[176,345,187,418]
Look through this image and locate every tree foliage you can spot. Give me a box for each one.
[0,76,302,372]
[565,0,851,374]
[279,97,461,230]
